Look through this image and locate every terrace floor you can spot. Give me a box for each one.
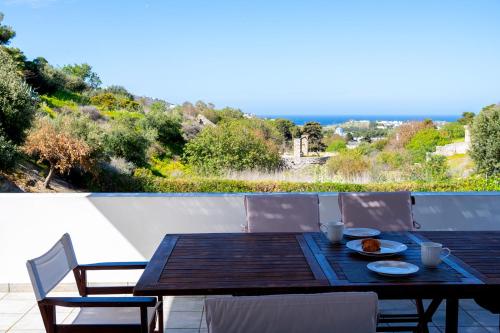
[0,292,498,333]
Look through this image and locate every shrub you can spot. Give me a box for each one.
[79,105,104,121]
[23,117,93,188]
[132,170,500,193]
[0,133,18,170]
[140,108,184,149]
[441,122,465,140]
[406,128,449,162]
[183,120,282,175]
[104,120,154,166]
[326,150,370,180]
[0,48,38,143]
[470,104,500,176]
[90,92,141,112]
[326,139,347,152]
[387,121,434,149]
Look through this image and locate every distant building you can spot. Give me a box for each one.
[335,127,345,136]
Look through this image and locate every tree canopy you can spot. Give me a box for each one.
[470,105,500,176]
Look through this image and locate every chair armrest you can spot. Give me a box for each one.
[78,261,148,271]
[40,296,157,308]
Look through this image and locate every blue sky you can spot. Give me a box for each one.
[1,0,499,116]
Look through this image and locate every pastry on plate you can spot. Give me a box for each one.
[361,238,381,252]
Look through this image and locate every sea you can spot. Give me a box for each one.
[258,114,459,126]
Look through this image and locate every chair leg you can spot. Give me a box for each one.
[158,296,164,333]
[415,299,429,333]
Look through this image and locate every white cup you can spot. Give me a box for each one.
[321,222,344,243]
[421,242,451,267]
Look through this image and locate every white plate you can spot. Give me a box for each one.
[343,228,381,238]
[367,261,419,277]
[346,239,408,256]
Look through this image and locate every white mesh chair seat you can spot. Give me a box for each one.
[244,194,321,232]
[71,307,156,325]
[338,191,415,231]
[205,292,378,333]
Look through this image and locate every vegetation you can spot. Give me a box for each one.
[0,12,498,193]
[470,105,500,176]
[23,117,94,188]
[183,120,282,175]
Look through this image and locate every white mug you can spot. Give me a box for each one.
[421,242,451,267]
[321,222,344,243]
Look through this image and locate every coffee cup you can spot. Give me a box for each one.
[321,222,344,243]
[421,242,451,267]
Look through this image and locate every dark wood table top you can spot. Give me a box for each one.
[134,231,498,298]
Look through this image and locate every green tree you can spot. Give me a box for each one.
[406,128,449,162]
[62,63,102,89]
[0,131,18,170]
[458,112,475,125]
[302,121,326,152]
[183,120,282,175]
[0,13,15,45]
[0,48,38,144]
[273,118,296,141]
[470,104,500,176]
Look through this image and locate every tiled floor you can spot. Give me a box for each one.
[0,292,498,333]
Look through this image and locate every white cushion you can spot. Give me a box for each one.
[71,307,155,325]
[244,194,321,232]
[205,292,378,333]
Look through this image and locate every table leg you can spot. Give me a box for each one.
[445,298,459,333]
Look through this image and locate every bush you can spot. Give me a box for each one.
[326,150,370,179]
[0,133,18,170]
[326,139,347,152]
[104,120,154,166]
[406,128,449,162]
[441,122,465,139]
[90,92,141,112]
[140,108,184,150]
[132,170,500,193]
[183,120,282,175]
[0,48,38,143]
[470,104,500,176]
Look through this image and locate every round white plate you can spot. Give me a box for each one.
[343,228,381,238]
[367,261,419,277]
[346,239,408,256]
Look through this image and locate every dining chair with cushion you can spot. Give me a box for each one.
[26,233,162,333]
[338,191,420,231]
[243,193,321,233]
[205,292,378,333]
[338,191,425,332]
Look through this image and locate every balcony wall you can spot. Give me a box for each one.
[0,192,499,289]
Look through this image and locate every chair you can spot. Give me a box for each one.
[474,297,500,329]
[243,194,321,232]
[26,233,162,333]
[205,292,378,333]
[338,191,419,231]
[338,191,425,332]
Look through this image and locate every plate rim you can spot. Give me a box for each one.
[367,260,419,276]
[343,227,381,238]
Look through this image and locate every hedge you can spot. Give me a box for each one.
[132,169,500,193]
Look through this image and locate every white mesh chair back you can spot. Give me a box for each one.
[205,292,378,333]
[26,233,78,301]
[338,191,415,231]
[244,194,321,233]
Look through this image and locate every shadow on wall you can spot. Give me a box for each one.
[85,193,500,259]
[86,195,247,258]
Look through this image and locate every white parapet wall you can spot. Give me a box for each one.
[0,192,499,289]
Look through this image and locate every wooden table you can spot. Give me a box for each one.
[134,232,500,333]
